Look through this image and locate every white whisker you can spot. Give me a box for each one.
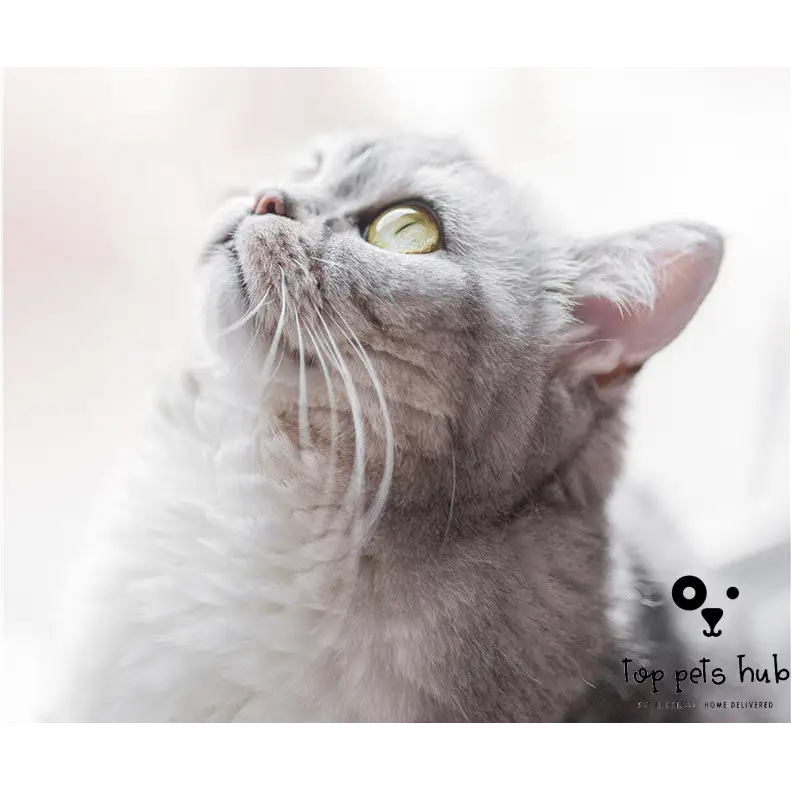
[331,310,394,533]
[292,307,312,454]
[226,316,261,380]
[257,269,289,389]
[219,286,273,337]
[303,320,339,507]
[313,306,368,562]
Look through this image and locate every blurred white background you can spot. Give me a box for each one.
[3,68,789,719]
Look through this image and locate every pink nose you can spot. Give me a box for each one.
[252,194,287,216]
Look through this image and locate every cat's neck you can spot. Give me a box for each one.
[156,361,624,559]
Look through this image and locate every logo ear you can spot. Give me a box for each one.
[562,222,724,383]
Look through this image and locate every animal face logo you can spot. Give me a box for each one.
[671,575,740,637]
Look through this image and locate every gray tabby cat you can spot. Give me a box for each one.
[46,132,722,722]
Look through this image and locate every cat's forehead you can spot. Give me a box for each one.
[321,132,470,168]
[289,132,476,187]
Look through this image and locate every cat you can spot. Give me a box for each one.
[42,131,723,722]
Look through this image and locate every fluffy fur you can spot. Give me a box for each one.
[43,132,723,721]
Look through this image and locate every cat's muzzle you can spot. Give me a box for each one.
[234,212,323,312]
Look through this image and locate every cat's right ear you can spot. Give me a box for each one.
[560,221,724,387]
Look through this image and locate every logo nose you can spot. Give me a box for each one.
[702,607,723,630]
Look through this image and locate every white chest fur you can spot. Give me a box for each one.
[45,367,424,722]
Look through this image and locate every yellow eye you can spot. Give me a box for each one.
[366,205,441,254]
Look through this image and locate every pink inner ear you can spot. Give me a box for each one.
[573,232,723,371]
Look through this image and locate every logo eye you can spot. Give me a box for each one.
[672,575,708,611]
[365,204,441,254]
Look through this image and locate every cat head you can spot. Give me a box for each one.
[198,131,723,514]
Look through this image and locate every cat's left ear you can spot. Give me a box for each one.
[562,222,724,385]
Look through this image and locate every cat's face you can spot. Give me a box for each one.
[202,133,571,458]
[199,131,722,510]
